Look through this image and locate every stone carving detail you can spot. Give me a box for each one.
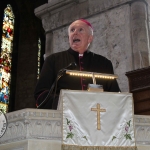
[0,109,62,144]
[28,120,61,139]
[134,115,150,144]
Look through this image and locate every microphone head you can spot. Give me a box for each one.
[70,62,77,69]
[59,62,77,74]
[57,62,77,78]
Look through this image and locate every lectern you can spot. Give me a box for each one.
[58,90,137,150]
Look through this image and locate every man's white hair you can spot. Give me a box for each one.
[89,26,93,36]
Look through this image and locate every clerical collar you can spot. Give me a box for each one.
[68,48,90,57]
[79,54,83,57]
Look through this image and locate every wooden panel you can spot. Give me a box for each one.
[134,99,150,114]
[126,67,150,115]
[133,89,150,102]
[138,110,150,115]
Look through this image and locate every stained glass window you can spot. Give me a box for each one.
[37,38,41,79]
[0,4,15,113]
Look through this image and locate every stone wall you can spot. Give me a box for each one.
[35,0,150,92]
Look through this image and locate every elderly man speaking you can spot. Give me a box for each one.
[34,19,120,109]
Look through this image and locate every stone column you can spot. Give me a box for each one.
[44,32,53,59]
[40,12,54,58]
[131,0,150,69]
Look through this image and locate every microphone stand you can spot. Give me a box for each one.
[37,69,66,109]
[37,62,77,109]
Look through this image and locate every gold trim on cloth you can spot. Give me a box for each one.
[62,145,137,150]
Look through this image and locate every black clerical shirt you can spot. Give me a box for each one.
[34,48,120,109]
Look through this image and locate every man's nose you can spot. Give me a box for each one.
[73,29,78,35]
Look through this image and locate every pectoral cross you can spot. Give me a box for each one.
[91,103,106,130]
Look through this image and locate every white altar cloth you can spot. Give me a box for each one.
[58,90,136,150]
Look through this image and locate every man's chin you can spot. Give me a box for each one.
[71,45,80,51]
[71,47,86,54]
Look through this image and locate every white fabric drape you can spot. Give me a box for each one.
[58,90,136,150]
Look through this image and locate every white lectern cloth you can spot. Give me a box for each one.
[58,90,136,150]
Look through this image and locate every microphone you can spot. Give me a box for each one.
[59,62,77,74]
[64,62,77,69]
[37,62,77,109]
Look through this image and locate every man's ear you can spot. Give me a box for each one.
[88,35,93,43]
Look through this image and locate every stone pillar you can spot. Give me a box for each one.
[38,11,54,58]
[131,1,150,69]
[44,32,53,59]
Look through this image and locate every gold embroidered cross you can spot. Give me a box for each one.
[91,103,106,130]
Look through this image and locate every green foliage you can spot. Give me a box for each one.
[66,132,74,139]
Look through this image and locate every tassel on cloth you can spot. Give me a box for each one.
[62,145,137,150]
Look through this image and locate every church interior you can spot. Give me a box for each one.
[0,0,150,150]
[0,0,149,114]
